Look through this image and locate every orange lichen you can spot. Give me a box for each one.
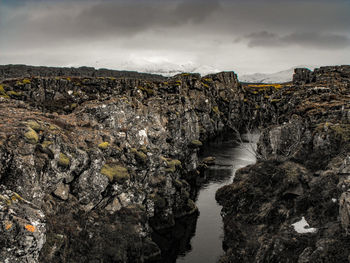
[25,224,36,232]
[5,222,12,230]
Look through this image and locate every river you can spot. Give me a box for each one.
[152,132,258,262]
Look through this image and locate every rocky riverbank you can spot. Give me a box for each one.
[1,64,349,262]
[216,65,350,262]
[0,67,248,262]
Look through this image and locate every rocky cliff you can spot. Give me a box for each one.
[217,65,350,262]
[2,64,350,263]
[0,68,245,262]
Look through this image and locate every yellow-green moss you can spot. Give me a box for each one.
[7,90,22,97]
[22,79,31,84]
[131,148,147,161]
[212,106,220,115]
[191,140,203,147]
[58,153,70,168]
[98,142,110,150]
[139,146,148,153]
[70,103,78,109]
[100,164,130,183]
[0,85,6,95]
[27,120,43,131]
[49,124,59,130]
[41,141,53,148]
[24,128,39,144]
[137,86,154,96]
[271,99,281,102]
[165,159,182,172]
[329,123,350,142]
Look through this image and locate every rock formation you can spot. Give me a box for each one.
[1,64,350,262]
[0,67,243,262]
[217,65,350,262]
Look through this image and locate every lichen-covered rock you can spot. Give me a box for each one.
[217,65,350,262]
[0,185,46,263]
[0,67,243,262]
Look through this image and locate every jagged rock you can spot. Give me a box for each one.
[0,67,243,262]
[217,65,350,262]
[53,182,69,201]
[0,185,46,263]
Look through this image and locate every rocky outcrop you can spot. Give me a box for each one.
[217,65,350,262]
[2,64,350,262]
[0,185,46,263]
[0,68,243,262]
[0,64,166,81]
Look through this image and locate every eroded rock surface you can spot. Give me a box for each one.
[217,65,350,262]
[0,68,243,262]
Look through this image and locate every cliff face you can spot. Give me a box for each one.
[0,69,244,262]
[2,64,350,263]
[217,65,350,262]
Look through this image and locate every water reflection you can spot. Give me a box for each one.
[152,132,257,263]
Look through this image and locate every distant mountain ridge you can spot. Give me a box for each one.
[239,66,316,83]
[0,64,166,81]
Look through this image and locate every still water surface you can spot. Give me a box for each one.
[176,134,257,263]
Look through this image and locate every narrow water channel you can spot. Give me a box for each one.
[176,133,257,262]
[152,133,258,262]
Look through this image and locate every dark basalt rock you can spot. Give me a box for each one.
[1,64,350,262]
[217,65,350,263]
[0,67,245,262]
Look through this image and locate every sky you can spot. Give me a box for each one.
[0,0,349,76]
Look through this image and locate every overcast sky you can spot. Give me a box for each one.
[0,0,349,76]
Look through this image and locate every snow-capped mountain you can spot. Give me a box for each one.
[239,66,316,83]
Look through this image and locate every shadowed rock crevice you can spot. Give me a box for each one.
[0,68,247,262]
[217,65,350,263]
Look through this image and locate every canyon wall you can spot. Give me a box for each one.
[0,69,244,262]
[217,65,350,263]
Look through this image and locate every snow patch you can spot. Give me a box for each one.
[292,217,317,234]
[138,129,148,145]
[332,198,337,203]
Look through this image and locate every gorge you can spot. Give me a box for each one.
[1,64,350,263]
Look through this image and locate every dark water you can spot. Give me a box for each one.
[152,133,257,263]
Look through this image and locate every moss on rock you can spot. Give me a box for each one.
[58,153,70,168]
[24,127,39,144]
[165,159,182,172]
[41,141,53,148]
[191,140,203,147]
[212,106,220,115]
[98,142,110,150]
[27,120,43,131]
[100,164,130,183]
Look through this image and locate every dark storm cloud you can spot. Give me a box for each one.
[245,31,350,49]
[3,0,350,47]
[4,0,221,41]
[1,0,349,74]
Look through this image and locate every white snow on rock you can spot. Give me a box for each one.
[292,217,317,234]
[138,129,148,145]
[239,65,317,84]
